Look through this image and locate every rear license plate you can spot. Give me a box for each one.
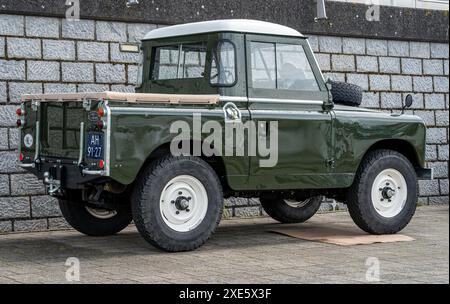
[86,133,104,159]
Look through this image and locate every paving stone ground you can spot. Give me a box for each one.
[0,206,448,284]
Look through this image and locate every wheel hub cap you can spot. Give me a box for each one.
[174,196,190,211]
[381,187,396,199]
[160,175,208,232]
[371,169,408,218]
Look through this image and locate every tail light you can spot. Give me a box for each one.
[98,159,105,169]
[16,108,25,116]
[96,120,105,129]
[97,107,105,117]
[19,153,24,161]
[16,107,25,127]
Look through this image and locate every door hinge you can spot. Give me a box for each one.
[83,98,92,111]
[31,100,40,111]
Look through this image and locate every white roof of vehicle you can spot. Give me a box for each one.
[143,19,303,40]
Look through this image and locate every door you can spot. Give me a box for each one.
[246,35,333,190]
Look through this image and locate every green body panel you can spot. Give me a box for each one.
[19,31,428,192]
[331,105,426,174]
[107,102,251,189]
[105,101,426,190]
[246,103,335,190]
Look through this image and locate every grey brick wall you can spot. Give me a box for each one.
[0,14,449,232]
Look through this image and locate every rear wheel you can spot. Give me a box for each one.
[58,198,132,236]
[131,155,223,252]
[260,196,323,223]
[347,149,418,234]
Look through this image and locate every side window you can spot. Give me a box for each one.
[182,43,207,78]
[210,41,236,86]
[276,44,319,91]
[250,42,276,89]
[151,42,207,80]
[152,45,179,79]
[249,41,320,91]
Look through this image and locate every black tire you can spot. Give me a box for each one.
[131,155,223,252]
[328,80,362,106]
[58,198,132,236]
[260,196,323,223]
[347,149,418,234]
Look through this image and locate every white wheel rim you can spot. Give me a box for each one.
[285,198,311,208]
[159,175,208,232]
[85,206,117,219]
[371,169,408,218]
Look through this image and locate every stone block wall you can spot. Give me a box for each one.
[0,14,448,232]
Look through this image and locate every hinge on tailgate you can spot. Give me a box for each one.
[77,122,85,166]
[82,98,92,111]
[31,100,40,111]
[34,121,40,161]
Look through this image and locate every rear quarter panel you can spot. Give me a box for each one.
[106,102,249,187]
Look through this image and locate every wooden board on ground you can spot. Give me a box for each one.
[270,226,415,246]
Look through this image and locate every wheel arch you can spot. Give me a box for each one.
[355,139,422,178]
[137,140,231,192]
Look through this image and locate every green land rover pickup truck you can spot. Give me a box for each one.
[17,20,432,252]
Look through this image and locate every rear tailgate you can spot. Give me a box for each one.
[19,96,105,171]
[40,101,84,159]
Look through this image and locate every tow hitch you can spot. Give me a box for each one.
[43,165,65,196]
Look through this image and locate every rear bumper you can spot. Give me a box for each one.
[19,161,107,189]
[416,167,433,180]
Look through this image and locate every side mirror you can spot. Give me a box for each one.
[405,94,413,108]
[402,94,413,114]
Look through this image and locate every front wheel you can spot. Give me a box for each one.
[347,149,418,234]
[260,196,323,223]
[131,155,223,252]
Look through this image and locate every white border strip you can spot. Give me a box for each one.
[249,98,324,106]
[105,101,112,176]
[109,107,224,115]
[329,0,449,11]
